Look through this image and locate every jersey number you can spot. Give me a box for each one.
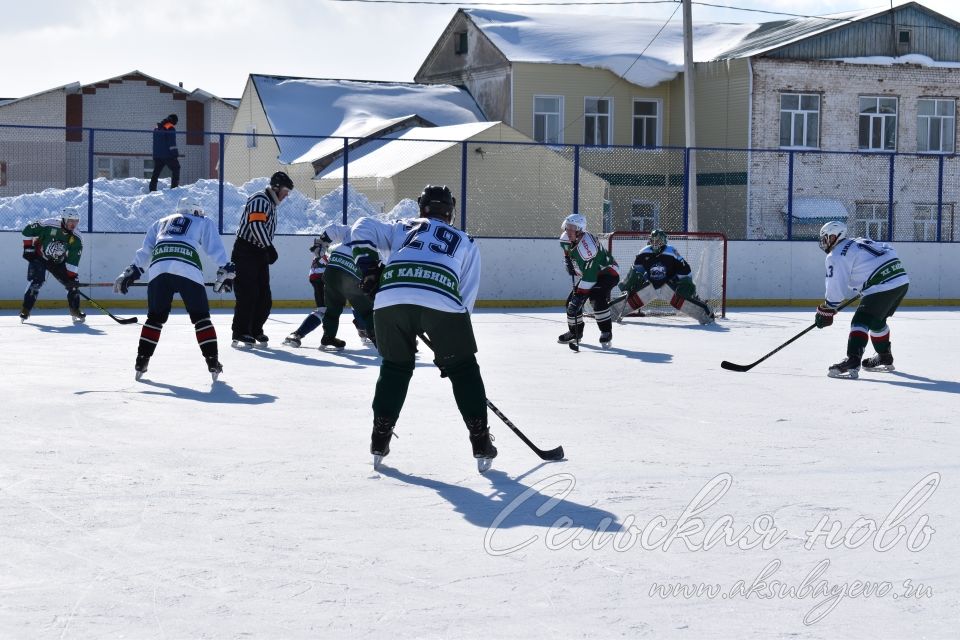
[401,222,462,257]
[163,215,192,236]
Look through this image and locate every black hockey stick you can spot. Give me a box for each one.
[418,333,565,461]
[720,295,860,372]
[78,282,216,287]
[75,290,139,324]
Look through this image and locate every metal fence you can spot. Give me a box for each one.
[1,123,958,241]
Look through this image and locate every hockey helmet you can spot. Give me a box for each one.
[562,213,587,235]
[417,185,456,221]
[270,171,294,191]
[818,220,847,253]
[648,229,668,253]
[177,197,205,217]
[61,206,81,230]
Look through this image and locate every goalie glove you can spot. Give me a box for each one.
[214,262,236,293]
[357,256,383,299]
[563,254,576,277]
[114,264,143,295]
[814,303,836,329]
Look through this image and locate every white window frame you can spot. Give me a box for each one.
[584,96,613,147]
[912,204,939,241]
[917,98,955,154]
[533,95,563,144]
[858,96,898,151]
[854,202,889,239]
[142,158,155,179]
[632,99,661,147]
[779,93,820,149]
[95,156,131,179]
[629,199,659,232]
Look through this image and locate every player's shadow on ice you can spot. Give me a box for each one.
[242,346,375,368]
[376,465,623,533]
[130,380,275,404]
[576,343,673,363]
[859,371,960,395]
[29,321,106,336]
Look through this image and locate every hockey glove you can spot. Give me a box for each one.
[214,262,236,294]
[310,233,332,257]
[563,254,576,277]
[814,303,836,328]
[266,245,279,265]
[114,264,143,295]
[567,291,589,317]
[357,256,383,299]
[22,242,36,261]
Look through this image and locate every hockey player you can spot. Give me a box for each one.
[558,213,620,348]
[814,221,910,379]
[283,225,375,350]
[114,198,236,381]
[609,229,715,325]
[350,185,496,472]
[20,206,86,323]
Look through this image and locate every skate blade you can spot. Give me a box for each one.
[319,345,345,352]
[569,341,579,352]
[863,364,895,372]
[135,370,146,381]
[231,340,253,350]
[476,457,493,473]
[601,341,612,349]
[827,369,859,379]
[373,454,384,470]
[282,340,300,348]
[211,371,220,382]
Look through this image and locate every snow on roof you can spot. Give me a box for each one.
[290,114,426,165]
[252,76,485,164]
[828,53,960,68]
[784,197,849,220]
[316,122,498,180]
[464,9,759,87]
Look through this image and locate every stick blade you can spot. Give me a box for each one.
[720,360,752,372]
[539,446,565,461]
[118,317,140,325]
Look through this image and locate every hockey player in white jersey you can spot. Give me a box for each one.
[814,221,910,378]
[350,185,496,472]
[114,198,236,381]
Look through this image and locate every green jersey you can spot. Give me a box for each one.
[560,230,619,292]
[22,218,84,277]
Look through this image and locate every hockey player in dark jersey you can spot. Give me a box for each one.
[609,229,715,324]
[20,207,86,323]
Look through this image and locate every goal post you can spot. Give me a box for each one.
[603,231,727,318]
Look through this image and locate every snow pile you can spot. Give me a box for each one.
[0,177,410,234]
[828,54,960,68]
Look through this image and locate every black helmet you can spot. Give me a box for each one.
[270,171,294,191]
[417,185,456,221]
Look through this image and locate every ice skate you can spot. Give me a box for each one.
[206,356,223,382]
[320,335,346,350]
[134,355,150,381]
[827,355,861,379]
[599,331,613,349]
[231,335,255,349]
[466,418,497,473]
[19,307,30,323]
[371,417,397,469]
[862,352,895,372]
[282,332,302,348]
[254,333,269,347]
[70,308,86,324]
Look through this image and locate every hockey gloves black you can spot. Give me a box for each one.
[814,304,836,328]
[22,242,36,261]
[564,254,576,277]
[357,256,384,300]
[267,244,279,265]
[114,264,144,294]
[214,262,236,294]
[311,233,332,257]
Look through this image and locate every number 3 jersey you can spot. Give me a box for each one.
[824,237,909,305]
[350,217,481,314]
[132,213,230,286]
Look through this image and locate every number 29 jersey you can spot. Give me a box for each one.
[350,217,481,314]
[133,213,229,286]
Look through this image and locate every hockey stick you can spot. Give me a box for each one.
[720,295,860,372]
[417,333,565,461]
[569,272,581,352]
[78,282,216,287]
[74,289,139,324]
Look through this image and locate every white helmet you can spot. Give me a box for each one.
[177,197,205,217]
[562,213,587,233]
[61,206,81,226]
[818,220,847,253]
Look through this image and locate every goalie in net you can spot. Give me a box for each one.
[609,229,716,325]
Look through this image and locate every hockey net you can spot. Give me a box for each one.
[601,231,727,318]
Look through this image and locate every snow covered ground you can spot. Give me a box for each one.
[2,307,956,639]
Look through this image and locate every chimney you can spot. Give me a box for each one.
[178,82,183,88]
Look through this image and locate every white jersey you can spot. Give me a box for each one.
[824,237,909,305]
[350,216,481,313]
[132,213,229,286]
[319,223,361,280]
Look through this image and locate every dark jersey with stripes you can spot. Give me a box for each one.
[235,190,279,248]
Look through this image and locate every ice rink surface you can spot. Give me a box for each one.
[2,306,956,639]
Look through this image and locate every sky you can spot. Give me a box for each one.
[4,0,960,100]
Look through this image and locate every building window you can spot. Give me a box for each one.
[632,100,660,147]
[533,96,562,144]
[858,97,898,151]
[897,29,912,52]
[0,160,6,187]
[585,98,611,146]
[246,125,257,148]
[96,157,131,179]
[779,93,820,148]
[143,159,155,179]
[854,202,889,239]
[917,98,955,153]
[454,31,468,55]
[630,200,659,231]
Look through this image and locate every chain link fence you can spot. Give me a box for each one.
[2,123,959,241]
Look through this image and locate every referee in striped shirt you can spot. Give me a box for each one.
[230,171,294,348]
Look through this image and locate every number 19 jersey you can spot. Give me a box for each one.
[133,213,229,286]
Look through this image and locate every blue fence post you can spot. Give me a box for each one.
[86,128,95,232]
[682,147,690,232]
[786,151,794,241]
[460,141,468,232]
[573,145,580,215]
[218,133,225,234]
[887,154,895,241]
[342,138,349,225]
[937,154,944,242]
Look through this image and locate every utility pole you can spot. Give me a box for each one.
[683,0,698,231]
